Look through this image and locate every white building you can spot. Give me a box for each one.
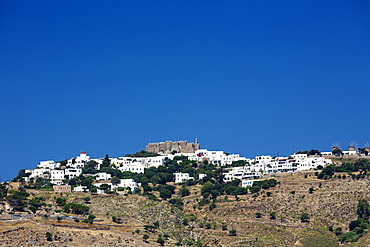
[95,172,112,181]
[187,149,250,166]
[93,179,140,193]
[223,167,262,182]
[27,168,50,178]
[250,154,332,174]
[67,152,90,168]
[241,179,259,187]
[322,150,357,156]
[112,156,165,170]
[37,160,60,169]
[73,185,88,192]
[64,168,82,179]
[50,169,65,185]
[114,179,140,192]
[174,172,194,183]
[117,162,145,173]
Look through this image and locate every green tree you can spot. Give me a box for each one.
[357,199,370,220]
[6,189,30,211]
[46,232,53,241]
[222,223,227,231]
[82,160,99,174]
[101,154,111,169]
[111,176,120,185]
[82,214,96,224]
[180,188,190,197]
[229,229,237,236]
[99,183,111,191]
[83,197,91,204]
[143,234,149,242]
[300,213,310,222]
[249,186,261,194]
[212,168,225,184]
[159,189,172,199]
[334,227,342,236]
[157,237,165,246]
[332,148,343,156]
[29,206,37,214]
[270,212,276,219]
[0,184,8,201]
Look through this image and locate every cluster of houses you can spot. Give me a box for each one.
[20,146,335,193]
[23,151,166,192]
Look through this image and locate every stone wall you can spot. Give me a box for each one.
[146,141,200,154]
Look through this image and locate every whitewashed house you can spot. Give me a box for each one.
[187,149,250,166]
[64,168,82,179]
[241,179,259,187]
[223,167,262,182]
[50,169,65,185]
[113,179,140,191]
[28,168,50,178]
[37,160,60,169]
[95,172,112,181]
[67,152,90,168]
[73,185,88,192]
[174,172,194,183]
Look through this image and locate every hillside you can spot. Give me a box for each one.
[2,170,370,246]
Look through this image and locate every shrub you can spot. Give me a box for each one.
[157,237,165,246]
[229,229,237,236]
[270,212,276,219]
[300,213,310,222]
[46,232,53,241]
[143,234,149,242]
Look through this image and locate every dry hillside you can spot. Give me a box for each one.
[2,171,370,246]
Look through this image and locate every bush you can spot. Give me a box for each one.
[270,212,276,219]
[157,237,165,246]
[143,234,149,241]
[159,189,172,199]
[249,186,261,194]
[222,223,227,231]
[229,229,237,236]
[334,227,342,236]
[339,230,363,242]
[46,232,53,241]
[180,188,190,197]
[300,213,310,222]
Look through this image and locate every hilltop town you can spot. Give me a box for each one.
[11,140,350,193]
[1,140,370,246]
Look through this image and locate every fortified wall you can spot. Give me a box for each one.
[146,140,200,154]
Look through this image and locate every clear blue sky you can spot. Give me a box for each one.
[1,1,369,181]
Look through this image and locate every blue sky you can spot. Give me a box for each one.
[1,1,369,181]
